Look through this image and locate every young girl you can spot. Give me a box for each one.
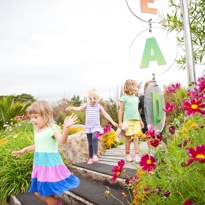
[66,88,118,165]
[118,79,144,163]
[12,101,80,205]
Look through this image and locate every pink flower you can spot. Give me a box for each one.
[179,98,205,117]
[166,83,180,93]
[145,124,155,139]
[150,134,162,147]
[139,154,156,171]
[110,160,125,182]
[184,200,195,205]
[186,144,205,166]
[169,125,175,134]
[164,190,170,197]
[96,124,112,138]
[163,102,176,113]
[196,75,205,92]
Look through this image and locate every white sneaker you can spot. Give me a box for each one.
[125,154,133,162]
[135,154,141,163]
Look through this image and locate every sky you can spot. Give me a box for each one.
[0,0,204,104]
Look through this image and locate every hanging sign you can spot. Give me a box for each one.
[129,27,178,77]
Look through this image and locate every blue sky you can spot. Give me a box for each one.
[0,0,203,104]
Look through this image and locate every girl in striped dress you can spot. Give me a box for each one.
[66,88,118,165]
[12,101,80,205]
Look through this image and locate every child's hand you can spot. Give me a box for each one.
[11,149,26,158]
[64,113,78,128]
[66,107,72,111]
[112,122,118,127]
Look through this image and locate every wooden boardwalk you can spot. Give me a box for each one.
[98,141,149,169]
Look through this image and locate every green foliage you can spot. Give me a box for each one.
[0,96,31,129]
[137,114,205,205]
[0,122,34,204]
[70,95,83,107]
[14,94,36,104]
[160,0,205,69]
[105,98,118,127]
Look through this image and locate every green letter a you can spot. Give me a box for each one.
[140,37,166,68]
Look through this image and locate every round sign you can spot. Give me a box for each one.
[126,0,169,23]
[144,82,165,132]
[129,27,178,77]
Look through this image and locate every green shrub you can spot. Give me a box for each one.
[0,123,33,204]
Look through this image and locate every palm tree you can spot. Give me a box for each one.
[0,96,31,129]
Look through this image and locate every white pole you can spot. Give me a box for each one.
[179,0,196,84]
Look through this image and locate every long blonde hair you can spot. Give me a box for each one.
[124,79,138,95]
[27,100,55,126]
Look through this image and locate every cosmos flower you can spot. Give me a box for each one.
[164,190,170,197]
[145,124,155,139]
[184,200,195,205]
[166,83,180,93]
[196,75,205,92]
[110,159,125,182]
[179,98,205,117]
[139,154,156,172]
[178,139,190,147]
[169,125,175,134]
[163,102,176,113]
[96,124,112,138]
[186,144,205,166]
[104,186,111,200]
[150,134,162,147]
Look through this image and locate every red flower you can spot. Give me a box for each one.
[196,75,205,92]
[166,83,180,93]
[178,139,189,147]
[184,200,195,205]
[150,134,162,147]
[179,98,205,117]
[164,190,170,197]
[110,160,125,182]
[96,124,112,138]
[139,154,156,171]
[186,144,205,166]
[163,102,176,113]
[145,124,155,139]
[169,125,175,134]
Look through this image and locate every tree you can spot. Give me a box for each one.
[160,0,205,69]
[70,95,83,107]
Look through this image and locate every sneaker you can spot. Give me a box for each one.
[125,154,133,162]
[93,155,99,162]
[135,154,141,163]
[87,158,93,165]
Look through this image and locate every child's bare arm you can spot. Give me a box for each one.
[66,103,87,112]
[100,106,118,127]
[12,144,35,158]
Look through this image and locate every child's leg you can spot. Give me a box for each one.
[133,134,139,153]
[35,192,47,204]
[125,136,132,153]
[134,134,141,163]
[125,136,133,162]
[35,192,60,205]
[86,133,93,164]
[92,132,99,162]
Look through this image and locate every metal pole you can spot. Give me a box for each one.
[179,0,196,84]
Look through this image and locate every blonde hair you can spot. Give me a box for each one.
[27,100,55,126]
[124,79,137,95]
[87,88,100,103]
